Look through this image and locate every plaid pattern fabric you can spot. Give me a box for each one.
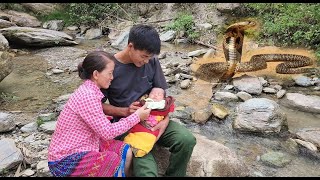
[48,140,130,177]
[48,79,140,162]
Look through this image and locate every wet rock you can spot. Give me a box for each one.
[0,33,9,51]
[20,122,38,133]
[0,19,17,29]
[21,3,57,15]
[233,75,263,95]
[0,27,78,47]
[180,73,193,80]
[160,30,176,42]
[276,89,286,99]
[38,121,57,134]
[236,91,252,101]
[6,10,41,27]
[33,47,86,71]
[180,79,191,89]
[263,87,277,94]
[111,30,129,50]
[154,133,248,177]
[171,106,192,122]
[191,106,212,124]
[211,103,229,119]
[51,68,64,74]
[294,139,318,152]
[281,138,299,155]
[20,168,35,177]
[214,91,238,101]
[224,85,234,90]
[36,160,52,177]
[66,26,79,31]
[52,94,71,103]
[293,75,314,87]
[188,133,248,176]
[196,23,212,30]
[0,138,24,172]
[216,3,240,13]
[84,28,102,40]
[38,113,57,123]
[233,98,287,134]
[42,20,64,31]
[281,93,320,113]
[0,51,13,82]
[202,48,216,59]
[260,151,291,168]
[295,128,320,148]
[0,112,15,132]
[187,49,208,57]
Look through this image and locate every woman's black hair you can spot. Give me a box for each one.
[78,51,116,79]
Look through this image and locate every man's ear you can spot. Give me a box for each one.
[128,42,134,49]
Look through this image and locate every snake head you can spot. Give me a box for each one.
[226,20,257,32]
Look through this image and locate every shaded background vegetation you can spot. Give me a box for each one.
[235,3,320,62]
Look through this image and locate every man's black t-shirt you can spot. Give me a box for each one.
[101,56,168,122]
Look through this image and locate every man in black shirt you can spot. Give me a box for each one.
[101,24,196,177]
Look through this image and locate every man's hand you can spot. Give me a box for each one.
[127,101,141,116]
[151,116,169,142]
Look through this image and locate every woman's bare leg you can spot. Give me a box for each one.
[125,147,133,177]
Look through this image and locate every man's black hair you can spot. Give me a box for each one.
[128,24,161,55]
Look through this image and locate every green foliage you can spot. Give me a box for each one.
[37,3,119,27]
[0,3,25,11]
[65,3,118,26]
[238,3,320,61]
[165,12,200,42]
[37,9,73,26]
[0,92,19,103]
[36,117,44,127]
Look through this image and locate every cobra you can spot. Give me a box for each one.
[196,20,316,82]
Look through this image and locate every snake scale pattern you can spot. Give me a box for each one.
[196,20,315,82]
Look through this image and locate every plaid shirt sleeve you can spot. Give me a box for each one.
[76,91,140,141]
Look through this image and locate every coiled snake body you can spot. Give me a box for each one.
[196,21,315,82]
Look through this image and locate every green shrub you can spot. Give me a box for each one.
[37,9,72,26]
[65,3,118,27]
[0,3,25,11]
[165,12,200,42]
[0,92,19,103]
[37,3,119,27]
[236,3,320,62]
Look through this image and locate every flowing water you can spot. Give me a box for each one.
[0,37,319,177]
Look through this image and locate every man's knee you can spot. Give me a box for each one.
[175,130,196,149]
[132,154,158,177]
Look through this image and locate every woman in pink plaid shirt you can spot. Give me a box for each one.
[47,51,151,177]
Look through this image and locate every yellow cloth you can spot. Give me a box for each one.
[123,132,156,157]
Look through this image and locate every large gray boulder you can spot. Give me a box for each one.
[4,10,41,27]
[0,138,24,172]
[233,98,287,135]
[0,51,13,83]
[21,3,58,15]
[0,27,78,47]
[154,133,249,177]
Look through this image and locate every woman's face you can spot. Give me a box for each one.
[95,60,115,89]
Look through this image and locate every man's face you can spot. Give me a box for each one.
[128,43,154,67]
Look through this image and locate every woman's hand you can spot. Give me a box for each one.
[127,101,141,116]
[135,104,151,121]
